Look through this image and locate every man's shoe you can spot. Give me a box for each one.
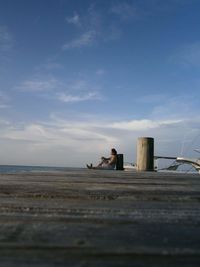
[86,164,92,169]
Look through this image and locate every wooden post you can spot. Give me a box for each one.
[116,154,124,170]
[137,137,154,171]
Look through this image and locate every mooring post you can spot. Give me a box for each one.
[116,154,124,170]
[137,137,154,171]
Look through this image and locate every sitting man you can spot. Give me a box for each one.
[87,148,117,170]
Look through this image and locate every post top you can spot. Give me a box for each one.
[138,137,154,140]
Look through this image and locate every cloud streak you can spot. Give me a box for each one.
[66,12,80,26]
[15,78,61,92]
[110,119,183,131]
[15,76,104,105]
[57,91,102,103]
[62,30,96,50]
[111,2,139,21]
[62,3,121,50]
[62,1,144,51]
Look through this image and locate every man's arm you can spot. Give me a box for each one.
[101,156,111,161]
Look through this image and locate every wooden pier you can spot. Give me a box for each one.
[0,169,200,266]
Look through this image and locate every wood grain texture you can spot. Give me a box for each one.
[0,169,199,266]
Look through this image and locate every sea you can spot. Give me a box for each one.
[0,165,82,174]
[0,165,198,174]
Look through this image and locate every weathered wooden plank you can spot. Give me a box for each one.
[0,170,199,266]
[0,250,199,267]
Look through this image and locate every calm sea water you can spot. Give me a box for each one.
[0,165,82,173]
[0,165,197,174]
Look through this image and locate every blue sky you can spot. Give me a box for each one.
[1,0,200,167]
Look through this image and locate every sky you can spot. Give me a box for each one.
[1,0,200,167]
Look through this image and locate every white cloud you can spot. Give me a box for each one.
[55,78,104,103]
[110,119,182,131]
[15,76,104,105]
[62,30,96,50]
[0,119,118,166]
[15,78,60,92]
[5,124,51,142]
[111,3,139,21]
[63,2,134,51]
[62,4,122,51]
[57,91,102,103]
[63,1,194,52]
[66,12,80,26]
[1,115,200,167]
